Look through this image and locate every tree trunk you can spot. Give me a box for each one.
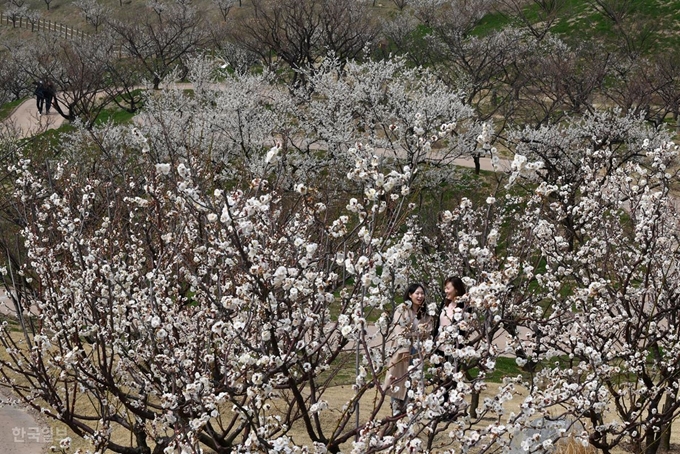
[465,370,479,418]
[52,97,72,121]
[644,429,661,454]
[469,389,480,418]
[659,391,676,452]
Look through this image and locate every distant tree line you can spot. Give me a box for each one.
[0,0,679,134]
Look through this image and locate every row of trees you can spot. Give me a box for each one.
[2,55,680,453]
[3,0,680,134]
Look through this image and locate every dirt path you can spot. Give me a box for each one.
[1,97,65,137]
[0,400,52,454]
[0,292,48,454]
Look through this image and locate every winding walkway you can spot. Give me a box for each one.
[2,99,65,137]
[0,290,48,454]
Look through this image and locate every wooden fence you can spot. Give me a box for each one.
[0,12,89,41]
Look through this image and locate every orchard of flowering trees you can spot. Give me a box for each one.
[2,54,680,454]
[3,1,680,454]
[3,0,680,132]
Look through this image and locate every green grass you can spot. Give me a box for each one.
[0,313,22,331]
[19,122,76,157]
[467,355,524,382]
[319,352,360,386]
[462,0,680,53]
[0,98,26,122]
[488,355,523,380]
[325,353,524,387]
[470,11,513,37]
[94,106,136,126]
[550,0,680,50]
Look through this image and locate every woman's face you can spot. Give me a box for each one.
[444,282,457,301]
[410,287,426,309]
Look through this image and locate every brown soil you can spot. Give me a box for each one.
[286,383,680,454]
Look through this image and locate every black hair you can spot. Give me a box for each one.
[433,276,467,338]
[404,282,427,319]
[444,276,466,301]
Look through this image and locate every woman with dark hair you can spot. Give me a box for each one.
[383,283,433,416]
[435,276,467,340]
[433,276,467,415]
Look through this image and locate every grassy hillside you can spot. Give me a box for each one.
[477,0,680,51]
[4,0,680,56]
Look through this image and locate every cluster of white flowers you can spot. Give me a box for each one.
[265,142,282,164]
[507,153,544,186]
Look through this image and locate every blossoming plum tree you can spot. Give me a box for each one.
[501,136,680,454]
[2,56,680,454]
[3,135,417,453]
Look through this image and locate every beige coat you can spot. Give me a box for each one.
[383,304,433,400]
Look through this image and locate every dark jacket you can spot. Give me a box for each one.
[34,83,45,99]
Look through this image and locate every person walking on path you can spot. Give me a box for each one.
[33,81,45,116]
[43,81,56,115]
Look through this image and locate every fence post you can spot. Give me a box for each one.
[1,14,90,43]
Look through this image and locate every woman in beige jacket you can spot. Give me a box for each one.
[383,283,433,416]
